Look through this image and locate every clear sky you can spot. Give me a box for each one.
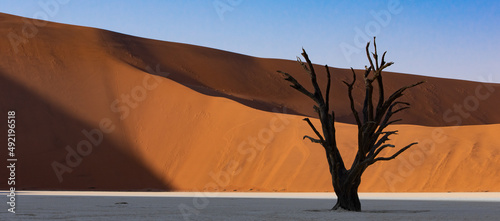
[1,0,499,83]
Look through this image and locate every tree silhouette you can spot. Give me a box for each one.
[278,38,424,211]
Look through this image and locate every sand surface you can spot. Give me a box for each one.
[1,192,499,220]
[0,12,499,193]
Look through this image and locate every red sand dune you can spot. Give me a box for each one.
[0,13,499,192]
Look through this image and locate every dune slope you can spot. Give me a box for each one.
[0,13,499,192]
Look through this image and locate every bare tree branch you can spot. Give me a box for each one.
[343,68,361,128]
[301,49,325,105]
[372,130,398,150]
[325,65,332,113]
[365,42,375,75]
[277,37,424,211]
[278,70,316,101]
[377,102,410,132]
[330,111,336,132]
[392,106,410,115]
[380,51,387,67]
[372,144,395,158]
[372,37,379,70]
[303,135,323,144]
[296,56,311,74]
[383,81,425,109]
[373,142,418,162]
[385,119,402,126]
[303,118,325,143]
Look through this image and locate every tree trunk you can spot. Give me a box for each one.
[332,176,362,211]
[279,39,423,213]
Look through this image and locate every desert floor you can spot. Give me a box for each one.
[1,192,499,220]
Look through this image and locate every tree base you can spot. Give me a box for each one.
[331,190,362,212]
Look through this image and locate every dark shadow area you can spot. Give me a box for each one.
[0,72,172,191]
[98,29,500,127]
[305,209,430,213]
[363,209,430,213]
[303,198,500,214]
[97,30,304,117]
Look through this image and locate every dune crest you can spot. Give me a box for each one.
[0,12,498,192]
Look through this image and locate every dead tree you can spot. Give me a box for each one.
[278,38,424,211]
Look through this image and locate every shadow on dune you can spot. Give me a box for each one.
[97,30,304,117]
[0,72,172,191]
[97,30,500,127]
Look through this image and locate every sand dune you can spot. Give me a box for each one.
[0,12,499,192]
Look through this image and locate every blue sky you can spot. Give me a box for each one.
[1,0,499,83]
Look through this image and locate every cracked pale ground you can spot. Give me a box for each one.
[2,192,499,220]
